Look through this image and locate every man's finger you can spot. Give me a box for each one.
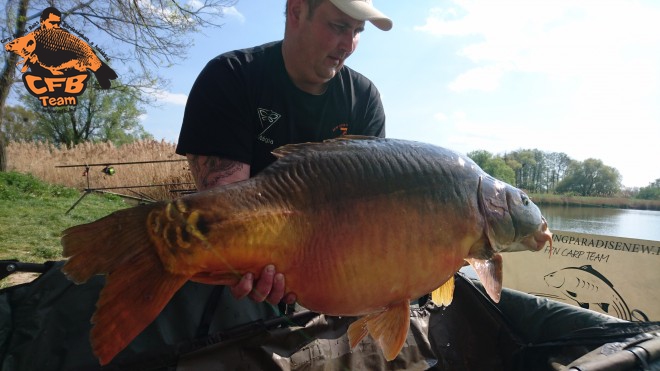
[265,273,286,305]
[282,292,297,306]
[249,265,275,302]
[230,272,253,299]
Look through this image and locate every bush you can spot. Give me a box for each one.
[0,171,78,200]
[636,186,660,201]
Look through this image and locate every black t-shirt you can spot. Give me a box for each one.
[176,41,386,176]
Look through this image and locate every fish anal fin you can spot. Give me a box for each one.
[347,317,369,349]
[191,271,240,285]
[90,249,189,365]
[466,254,503,303]
[431,275,455,307]
[352,300,410,361]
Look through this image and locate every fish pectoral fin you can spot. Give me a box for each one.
[466,254,503,303]
[348,300,411,361]
[431,275,455,307]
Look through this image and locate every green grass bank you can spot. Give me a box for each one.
[0,171,128,264]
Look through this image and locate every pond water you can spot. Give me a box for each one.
[538,205,660,241]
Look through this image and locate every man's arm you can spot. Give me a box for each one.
[187,154,250,190]
[186,154,296,305]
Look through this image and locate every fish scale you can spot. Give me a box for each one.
[61,136,552,365]
[32,28,100,68]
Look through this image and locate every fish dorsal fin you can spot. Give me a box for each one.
[271,136,379,159]
[347,300,410,361]
[578,265,613,287]
[431,275,455,306]
[466,254,503,303]
[325,134,378,142]
[271,142,314,159]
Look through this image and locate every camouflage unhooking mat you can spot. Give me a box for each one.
[1,261,659,370]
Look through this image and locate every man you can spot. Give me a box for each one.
[176,0,392,326]
[39,7,62,29]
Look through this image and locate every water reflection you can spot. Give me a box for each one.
[539,205,660,241]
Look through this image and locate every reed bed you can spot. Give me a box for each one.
[530,193,660,211]
[6,140,195,201]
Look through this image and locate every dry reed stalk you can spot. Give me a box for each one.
[6,140,195,201]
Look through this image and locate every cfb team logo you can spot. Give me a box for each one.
[3,7,117,107]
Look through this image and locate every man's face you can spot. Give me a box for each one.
[41,14,61,29]
[294,0,365,87]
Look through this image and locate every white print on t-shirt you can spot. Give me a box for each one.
[258,108,281,133]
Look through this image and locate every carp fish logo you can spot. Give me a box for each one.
[4,7,117,107]
[540,265,649,322]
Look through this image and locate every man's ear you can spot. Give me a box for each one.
[287,0,304,25]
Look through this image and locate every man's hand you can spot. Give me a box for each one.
[230,265,297,305]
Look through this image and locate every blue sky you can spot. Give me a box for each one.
[138,0,660,188]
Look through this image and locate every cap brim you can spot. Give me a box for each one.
[329,0,393,31]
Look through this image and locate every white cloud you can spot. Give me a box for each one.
[222,6,246,23]
[433,112,448,121]
[146,89,188,106]
[416,0,660,91]
[449,65,506,92]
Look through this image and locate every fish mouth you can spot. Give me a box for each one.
[533,217,553,252]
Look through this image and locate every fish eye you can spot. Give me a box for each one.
[521,194,530,206]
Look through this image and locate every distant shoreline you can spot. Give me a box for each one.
[529,194,660,211]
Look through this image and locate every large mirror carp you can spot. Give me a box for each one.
[61,136,552,365]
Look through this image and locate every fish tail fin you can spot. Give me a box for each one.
[91,248,188,365]
[93,61,118,89]
[431,275,455,306]
[347,300,410,361]
[61,204,188,365]
[61,205,154,284]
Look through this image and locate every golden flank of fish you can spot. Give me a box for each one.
[61,136,552,365]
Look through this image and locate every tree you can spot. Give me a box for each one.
[19,84,151,146]
[555,159,622,196]
[636,178,660,200]
[545,152,572,191]
[0,0,30,170]
[1,105,40,142]
[1,0,237,168]
[506,150,538,191]
[467,150,515,184]
[467,150,493,169]
[484,157,516,185]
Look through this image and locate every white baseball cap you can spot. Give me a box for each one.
[328,0,392,31]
